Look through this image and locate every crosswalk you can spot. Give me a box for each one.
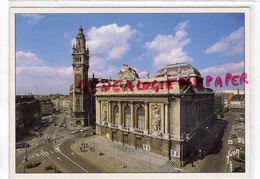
[30,133,69,159]
[26,126,73,162]
[29,147,60,159]
[158,160,181,173]
[44,134,52,140]
[30,130,69,148]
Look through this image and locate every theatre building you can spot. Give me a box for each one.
[95,63,215,166]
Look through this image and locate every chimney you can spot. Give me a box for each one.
[237,89,240,95]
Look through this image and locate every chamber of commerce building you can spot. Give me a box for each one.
[95,63,215,166]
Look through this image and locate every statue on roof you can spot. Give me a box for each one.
[117,64,140,82]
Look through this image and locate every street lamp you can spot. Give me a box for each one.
[113,141,115,166]
[149,150,151,172]
[23,138,28,173]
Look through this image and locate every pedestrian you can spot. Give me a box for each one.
[191,161,194,167]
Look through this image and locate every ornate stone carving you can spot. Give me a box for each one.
[117,64,139,82]
[152,104,161,134]
[101,102,108,122]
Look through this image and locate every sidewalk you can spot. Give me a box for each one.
[71,135,182,173]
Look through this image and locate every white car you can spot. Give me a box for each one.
[228,139,234,145]
[72,130,78,134]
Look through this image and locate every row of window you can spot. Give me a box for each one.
[74,57,82,62]
[113,105,145,130]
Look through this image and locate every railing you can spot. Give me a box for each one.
[121,126,130,132]
[110,123,118,129]
[133,128,144,134]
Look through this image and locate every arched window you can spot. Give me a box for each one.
[124,106,131,127]
[137,107,145,130]
[113,105,119,126]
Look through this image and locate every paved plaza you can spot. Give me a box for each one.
[71,135,183,173]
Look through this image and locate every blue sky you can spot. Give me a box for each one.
[16,13,245,95]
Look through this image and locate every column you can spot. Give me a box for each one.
[164,102,169,135]
[108,101,111,123]
[99,100,102,123]
[130,102,134,128]
[118,101,122,126]
[95,99,100,123]
[162,104,165,134]
[145,102,149,133]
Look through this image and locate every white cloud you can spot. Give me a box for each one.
[16,51,44,66]
[204,27,244,55]
[200,61,244,77]
[16,75,72,95]
[16,66,72,79]
[145,20,192,67]
[87,23,136,60]
[88,56,118,79]
[138,71,149,79]
[16,50,72,94]
[20,14,44,24]
[16,65,73,95]
[107,45,129,60]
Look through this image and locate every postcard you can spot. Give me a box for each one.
[9,4,251,179]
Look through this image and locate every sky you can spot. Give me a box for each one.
[15,13,245,95]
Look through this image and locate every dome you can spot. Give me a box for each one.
[76,25,85,39]
[156,62,201,78]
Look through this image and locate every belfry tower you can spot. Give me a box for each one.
[72,26,89,127]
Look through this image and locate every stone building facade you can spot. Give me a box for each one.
[16,95,41,140]
[40,99,54,116]
[214,94,224,111]
[229,94,245,112]
[95,63,215,166]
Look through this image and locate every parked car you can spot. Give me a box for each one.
[228,139,234,145]
[72,130,79,134]
[236,128,245,132]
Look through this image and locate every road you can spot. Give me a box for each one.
[199,112,237,172]
[16,111,104,173]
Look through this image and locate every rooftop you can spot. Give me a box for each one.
[156,62,201,78]
[231,94,245,101]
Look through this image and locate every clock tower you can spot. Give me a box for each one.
[72,26,89,127]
